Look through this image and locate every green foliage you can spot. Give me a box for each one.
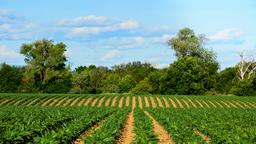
[216,67,237,94]
[230,76,256,96]
[131,79,153,94]
[119,75,136,93]
[0,63,23,93]
[162,57,218,95]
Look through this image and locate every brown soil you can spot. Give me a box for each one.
[220,101,230,108]
[246,102,256,108]
[132,96,136,110]
[55,97,67,106]
[73,115,111,144]
[116,112,134,144]
[156,97,164,108]
[105,97,111,106]
[70,98,80,106]
[0,99,9,105]
[144,111,174,144]
[84,97,92,106]
[213,100,223,108]
[194,129,210,143]
[207,101,217,108]
[77,98,86,106]
[226,101,237,108]
[195,100,203,108]
[174,98,184,109]
[188,99,197,108]
[111,96,117,107]
[63,98,72,106]
[91,97,98,107]
[169,98,177,108]
[150,97,157,108]
[138,96,143,108]
[239,101,251,108]
[97,97,105,107]
[49,98,60,106]
[27,98,39,106]
[42,98,53,106]
[144,97,150,108]
[162,97,170,108]
[119,97,124,108]
[182,99,190,108]
[232,101,245,109]
[125,96,130,107]
[202,100,210,108]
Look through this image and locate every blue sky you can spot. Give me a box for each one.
[0,0,255,69]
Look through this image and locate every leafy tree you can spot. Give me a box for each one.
[0,63,23,92]
[230,75,256,96]
[102,73,120,93]
[20,39,71,93]
[119,75,136,93]
[216,67,237,94]
[130,78,153,94]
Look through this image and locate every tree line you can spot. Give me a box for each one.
[0,28,255,96]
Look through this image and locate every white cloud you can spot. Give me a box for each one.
[113,20,139,30]
[0,45,21,58]
[102,49,121,60]
[208,28,243,43]
[152,34,174,43]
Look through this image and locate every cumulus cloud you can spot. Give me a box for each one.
[102,49,121,60]
[0,45,21,58]
[152,34,174,44]
[208,28,244,44]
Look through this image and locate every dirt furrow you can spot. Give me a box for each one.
[132,96,136,109]
[116,112,134,144]
[202,100,210,108]
[84,97,92,106]
[111,96,117,107]
[55,97,68,106]
[150,97,157,108]
[69,98,80,106]
[245,102,256,108]
[194,129,210,143]
[144,111,174,144]
[126,96,130,107]
[78,98,86,106]
[207,100,217,108]
[144,97,150,108]
[226,101,237,108]
[169,98,177,108]
[238,101,251,108]
[156,97,164,108]
[174,98,184,109]
[195,100,203,108]
[213,100,223,108]
[232,101,245,109]
[41,98,53,106]
[162,97,170,108]
[219,101,230,108]
[138,96,143,108]
[188,99,197,108]
[91,97,99,107]
[182,99,190,108]
[105,97,111,107]
[27,98,39,106]
[97,97,105,107]
[0,99,10,105]
[73,115,111,144]
[119,97,124,108]
[63,98,73,106]
[49,98,61,106]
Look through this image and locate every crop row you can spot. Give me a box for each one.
[148,108,256,143]
[1,94,256,109]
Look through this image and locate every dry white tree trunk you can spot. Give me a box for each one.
[238,51,256,81]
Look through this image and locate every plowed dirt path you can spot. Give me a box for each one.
[117,112,134,144]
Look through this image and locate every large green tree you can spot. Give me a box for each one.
[20,39,71,93]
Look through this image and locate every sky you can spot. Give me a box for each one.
[0,0,256,70]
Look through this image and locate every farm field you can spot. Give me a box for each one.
[1,94,256,143]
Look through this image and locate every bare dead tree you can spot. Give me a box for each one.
[238,51,256,81]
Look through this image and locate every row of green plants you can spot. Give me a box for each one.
[0,105,116,143]
[148,108,256,143]
[133,108,158,143]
